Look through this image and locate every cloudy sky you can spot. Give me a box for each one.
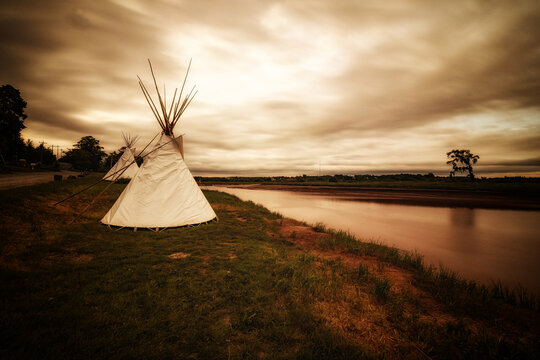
[1,0,539,176]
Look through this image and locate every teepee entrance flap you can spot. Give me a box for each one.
[173,135,184,160]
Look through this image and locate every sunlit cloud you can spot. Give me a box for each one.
[1,0,539,176]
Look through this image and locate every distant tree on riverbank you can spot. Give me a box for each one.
[446,149,480,180]
[0,85,27,166]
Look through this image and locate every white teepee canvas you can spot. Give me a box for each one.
[101,59,216,229]
[103,149,139,181]
[103,133,140,181]
[101,134,216,228]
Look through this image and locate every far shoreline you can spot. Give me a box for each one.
[205,183,540,211]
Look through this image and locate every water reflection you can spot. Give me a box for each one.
[450,208,475,228]
[208,186,540,294]
[448,208,479,254]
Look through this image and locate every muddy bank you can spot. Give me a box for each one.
[215,184,540,210]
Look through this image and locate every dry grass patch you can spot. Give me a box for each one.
[168,252,191,259]
[41,252,93,265]
[270,217,540,358]
[212,203,241,211]
[276,218,451,323]
[200,255,210,274]
[314,298,402,356]
[213,203,249,222]
[278,219,328,248]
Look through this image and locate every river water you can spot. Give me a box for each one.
[207,186,540,293]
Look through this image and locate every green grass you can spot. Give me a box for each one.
[373,277,391,302]
[0,176,372,359]
[318,226,538,312]
[0,175,538,359]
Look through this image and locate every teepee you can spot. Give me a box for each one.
[101,60,216,229]
[103,133,140,181]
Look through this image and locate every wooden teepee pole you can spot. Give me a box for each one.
[175,58,192,118]
[167,88,178,121]
[138,78,165,130]
[172,88,197,128]
[148,59,171,135]
[138,59,196,133]
[172,85,195,126]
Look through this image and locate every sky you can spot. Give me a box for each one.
[1,0,539,177]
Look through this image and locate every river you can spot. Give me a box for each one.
[207,186,540,294]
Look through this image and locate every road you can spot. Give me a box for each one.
[0,170,82,190]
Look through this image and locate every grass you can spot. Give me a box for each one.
[0,174,538,359]
[318,226,539,312]
[373,278,391,302]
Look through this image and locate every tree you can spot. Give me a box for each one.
[446,149,480,180]
[60,136,106,171]
[101,148,124,171]
[20,140,55,166]
[0,85,27,164]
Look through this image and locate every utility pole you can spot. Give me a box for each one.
[40,141,47,164]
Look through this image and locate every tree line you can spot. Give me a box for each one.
[0,84,132,172]
[59,136,141,171]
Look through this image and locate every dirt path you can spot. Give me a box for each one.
[0,170,81,190]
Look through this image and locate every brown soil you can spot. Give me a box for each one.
[168,252,190,259]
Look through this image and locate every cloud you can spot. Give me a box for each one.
[1,0,539,176]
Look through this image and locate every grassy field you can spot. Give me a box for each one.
[0,174,538,359]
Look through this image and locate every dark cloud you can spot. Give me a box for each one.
[66,9,93,29]
[484,157,540,167]
[301,1,540,139]
[1,0,539,176]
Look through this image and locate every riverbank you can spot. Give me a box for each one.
[214,184,540,210]
[0,175,538,358]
